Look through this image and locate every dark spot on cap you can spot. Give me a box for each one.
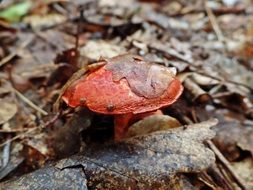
[79,98,86,106]
[107,104,115,112]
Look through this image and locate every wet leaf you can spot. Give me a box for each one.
[1,0,253,188]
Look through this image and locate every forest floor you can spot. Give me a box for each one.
[0,0,253,189]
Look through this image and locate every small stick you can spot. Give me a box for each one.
[75,8,84,52]
[0,39,32,67]
[0,127,37,148]
[205,1,225,42]
[0,128,29,133]
[207,140,247,190]
[13,88,48,116]
[0,113,61,148]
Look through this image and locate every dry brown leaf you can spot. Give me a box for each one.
[80,40,126,61]
[231,157,253,189]
[0,98,17,125]
[125,114,181,138]
[213,119,253,160]
[23,14,66,30]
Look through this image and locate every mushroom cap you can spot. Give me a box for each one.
[62,54,183,114]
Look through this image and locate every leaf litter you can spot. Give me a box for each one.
[0,0,253,189]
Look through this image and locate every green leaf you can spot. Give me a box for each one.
[0,1,32,22]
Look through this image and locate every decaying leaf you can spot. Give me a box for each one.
[106,54,175,98]
[214,120,253,159]
[1,119,217,189]
[49,108,93,157]
[47,48,80,86]
[55,119,217,189]
[0,165,88,190]
[202,53,253,90]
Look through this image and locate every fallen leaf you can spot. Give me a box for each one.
[203,53,253,90]
[106,54,175,98]
[183,77,211,103]
[47,48,80,86]
[49,109,93,158]
[54,119,217,189]
[80,40,125,61]
[213,119,253,160]
[125,114,181,138]
[231,157,253,189]
[0,164,88,190]
[0,98,17,125]
[0,1,32,22]
[1,119,216,189]
[23,14,66,30]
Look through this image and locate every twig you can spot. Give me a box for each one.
[0,113,61,148]
[0,127,38,148]
[12,88,48,116]
[207,166,234,190]
[0,39,33,67]
[198,172,217,189]
[206,140,247,190]
[205,1,225,42]
[0,128,29,133]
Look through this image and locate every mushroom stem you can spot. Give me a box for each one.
[114,113,133,141]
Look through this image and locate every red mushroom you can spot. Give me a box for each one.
[62,54,183,140]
